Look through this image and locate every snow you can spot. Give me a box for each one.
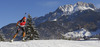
[73,5,94,11]
[85,31,91,36]
[58,2,95,15]
[0,40,100,47]
[63,28,91,38]
[59,5,73,12]
[52,19,57,21]
[90,38,99,40]
[63,28,100,39]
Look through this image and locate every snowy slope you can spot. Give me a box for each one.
[63,28,92,38]
[63,28,100,39]
[0,40,100,47]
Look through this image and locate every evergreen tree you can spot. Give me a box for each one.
[25,14,39,40]
[0,29,5,41]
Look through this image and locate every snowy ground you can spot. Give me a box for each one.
[0,40,100,47]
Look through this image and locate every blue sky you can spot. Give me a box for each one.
[0,0,100,28]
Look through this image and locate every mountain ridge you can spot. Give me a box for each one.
[33,2,97,26]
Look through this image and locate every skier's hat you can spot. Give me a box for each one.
[23,17,26,20]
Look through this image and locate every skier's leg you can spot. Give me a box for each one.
[13,28,20,39]
[22,31,25,38]
[13,33,18,39]
[22,27,26,41]
[22,27,26,37]
[10,28,20,42]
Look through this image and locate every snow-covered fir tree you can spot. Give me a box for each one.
[25,14,39,40]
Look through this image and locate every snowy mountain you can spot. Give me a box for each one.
[56,2,96,15]
[33,2,96,25]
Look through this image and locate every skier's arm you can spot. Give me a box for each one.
[16,21,20,26]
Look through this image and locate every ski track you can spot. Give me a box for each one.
[0,40,100,47]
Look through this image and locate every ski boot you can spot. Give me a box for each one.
[10,39,14,42]
[22,37,26,42]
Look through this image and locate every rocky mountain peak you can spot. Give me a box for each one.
[75,2,96,9]
[56,2,96,15]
